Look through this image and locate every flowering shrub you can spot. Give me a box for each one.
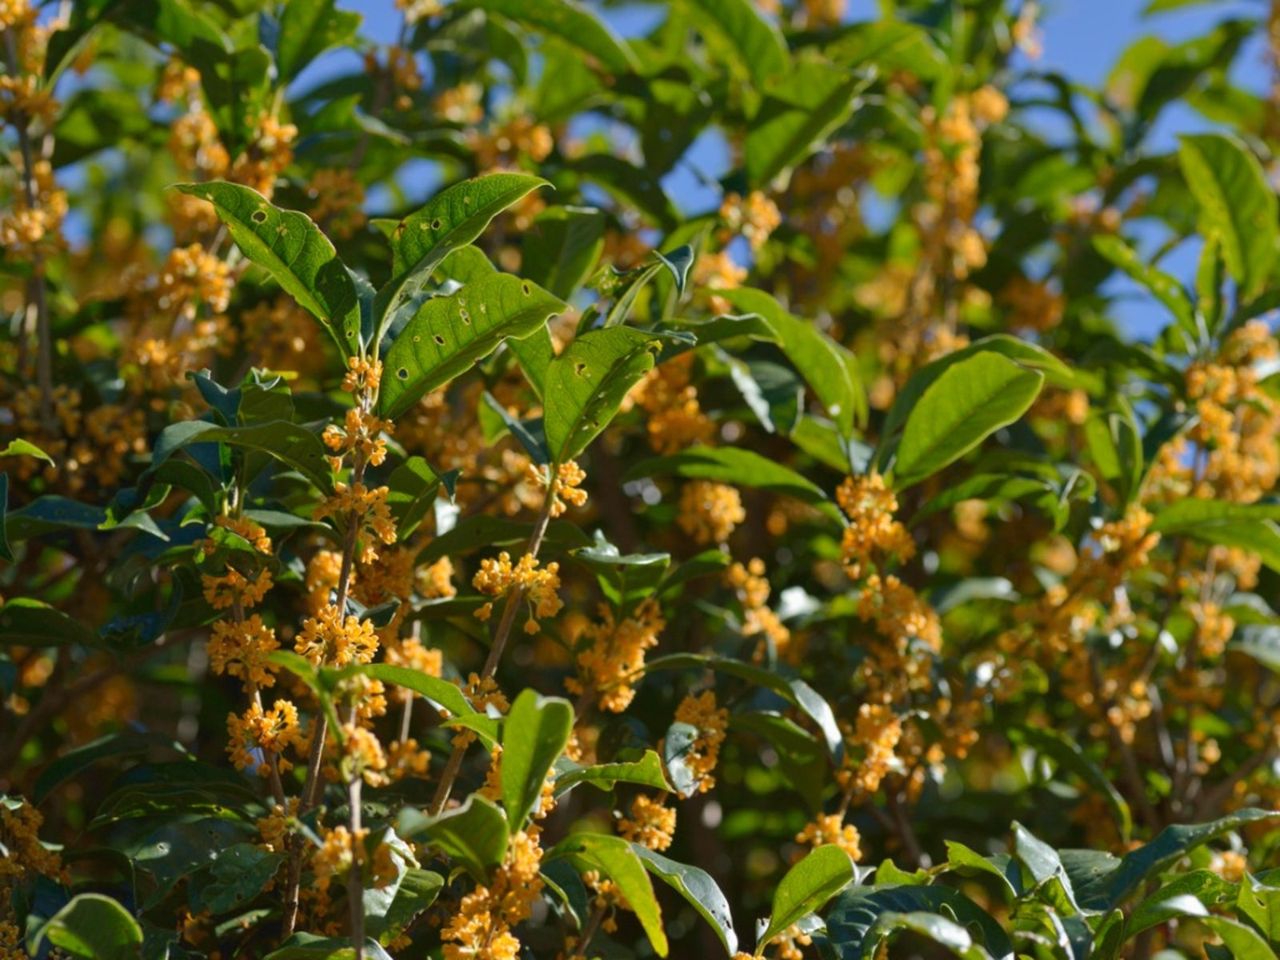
[4,1,1280,959]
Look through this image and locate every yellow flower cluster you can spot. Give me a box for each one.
[341,723,389,787]
[725,558,792,661]
[672,691,728,793]
[469,115,554,170]
[0,797,67,886]
[840,703,903,799]
[796,812,862,861]
[342,356,383,395]
[1,156,66,258]
[226,699,303,776]
[323,406,393,470]
[719,190,782,251]
[694,249,747,315]
[473,552,563,634]
[629,353,715,454]
[527,459,589,517]
[677,480,746,545]
[307,168,367,239]
[837,473,915,579]
[257,798,299,855]
[618,794,676,851]
[442,829,544,960]
[311,825,396,894]
[565,599,665,713]
[314,482,397,559]
[295,604,380,667]
[208,614,279,691]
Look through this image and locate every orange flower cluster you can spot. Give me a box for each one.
[226,699,303,776]
[295,604,380,667]
[629,354,715,454]
[725,558,792,661]
[796,813,862,861]
[677,480,746,545]
[672,691,729,794]
[566,599,665,712]
[442,829,544,960]
[618,794,676,851]
[473,552,563,634]
[837,473,915,579]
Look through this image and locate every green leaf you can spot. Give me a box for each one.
[378,174,550,349]
[457,0,637,74]
[367,868,444,946]
[824,885,1013,960]
[890,352,1044,489]
[379,273,565,419]
[501,690,574,827]
[625,445,832,510]
[397,795,510,880]
[194,844,283,914]
[1151,499,1280,574]
[825,20,947,79]
[0,598,100,649]
[1093,234,1196,335]
[1202,917,1278,960]
[277,0,361,81]
[544,327,661,464]
[150,420,331,491]
[35,894,143,960]
[1178,134,1278,299]
[555,750,673,795]
[1017,726,1133,843]
[174,182,361,356]
[1237,874,1280,942]
[384,456,441,538]
[549,833,668,956]
[571,533,671,611]
[417,515,592,565]
[35,732,188,803]
[1076,808,1280,910]
[942,842,1019,900]
[687,0,789,87]
[716,287,865,434]
[633,845,738,955]
[523,206,606,300]
[760,846,856,948]
[745,57,862,186]
[863,911,994,960]
[348,663,476,719]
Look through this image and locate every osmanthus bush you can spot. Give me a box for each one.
[5,0,1280,959]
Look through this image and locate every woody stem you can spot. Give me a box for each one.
[428,490,557,815]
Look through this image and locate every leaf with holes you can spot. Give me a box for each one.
[376,174,550,350]
[380,273,565,419]
[544,327,661,464]
[174,182,362,356]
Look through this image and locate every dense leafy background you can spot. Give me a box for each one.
[3,1,1280,959]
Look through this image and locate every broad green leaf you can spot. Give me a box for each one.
[397,795,509,880]
[1151,499,1280,574]
[1178,134,1278,299]
[624,445,832,509]
[825,20,947,79]
[0,598,100,649]
[277,0,361,81]
[1093,234,1196,335]
[745,58,862,186]
[457,0,637,74]
[1237,874,1280,941]
[760,845,856,948]
[150,420,331,490]
[1084,403,1143,505]
[35,732,188,803]
[174,182,361,355]
[942,842,1019,900]
[379,273,565,418]
[880,334,1077,447]
[555,750,673,795]
[863,911,994,960]
[544,327,660,464]
[633,845,738,955]
[1076,808,1280,910]
[264,935,394,960]
[549,833,668,956]
[35,894,143,960]
[367,868,444,947]
[1201,917,1278,960]
[824,885,1013,960]
[890,352,1044,488]
[378,174,550,350]
[194,843,283,914]
[687,0,789,87]
[571,532,671,611]
[350,663,476,719]
[1124,871,1232,942]
[384,456,441,538]
[502,690,574,827]
[523,207,606,300]
[717,287,865,434]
